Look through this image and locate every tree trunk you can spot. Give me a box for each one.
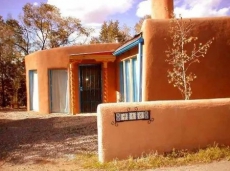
[1,75,6,107]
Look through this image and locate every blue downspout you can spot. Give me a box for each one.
[138,42,143,102]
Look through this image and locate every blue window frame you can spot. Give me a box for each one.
[119,56,139,102]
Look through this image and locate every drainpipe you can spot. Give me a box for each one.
[137,40,143,102]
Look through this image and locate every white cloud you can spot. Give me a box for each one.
[136,0,151,18]
[47,0,135,39]
[47,0,135,24]
[136,0,230,18]
[85,23,102,37]
[174,0,230,17]
[33,2,38,6]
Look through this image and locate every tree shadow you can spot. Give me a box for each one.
[0,115,97,165]
[0,108,26,113]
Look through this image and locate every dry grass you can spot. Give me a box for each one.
[76,144,230,170]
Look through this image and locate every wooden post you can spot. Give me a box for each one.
[103,62,108,103]
[70,63,77,114]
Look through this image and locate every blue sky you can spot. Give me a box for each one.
[1,0,230,36]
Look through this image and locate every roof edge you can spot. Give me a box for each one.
[113,33,143,56]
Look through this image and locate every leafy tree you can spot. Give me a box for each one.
[0,3,95,108]
[0,16,26,107]
[0,17,10,107]
[119,24,132,42]
[19,3,92,51]
[6,19,30,55]
[99,20,120,43]
[90,20,131,44]
[134,15,151,34]
[165,15,214,100]
[89,37,100,44]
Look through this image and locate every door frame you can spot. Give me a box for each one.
[48,69,69,113]
[78,64,102,113]
[29,70,39,111]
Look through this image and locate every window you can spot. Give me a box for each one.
[29,70,39,111]
[120,57,139,102]
[49,69,69,113]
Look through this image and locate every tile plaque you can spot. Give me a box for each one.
[114,110,151,122]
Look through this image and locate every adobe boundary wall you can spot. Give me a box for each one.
[97,98,230,162]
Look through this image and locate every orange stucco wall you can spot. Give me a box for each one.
[25,43,120,114]
[142,17,230,101]
[97,98,230,162]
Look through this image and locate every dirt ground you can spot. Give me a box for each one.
[1,110,230,171]
[0,109,97,171]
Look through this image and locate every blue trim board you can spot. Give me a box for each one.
[113,37,144,56]
[138,42,143,101]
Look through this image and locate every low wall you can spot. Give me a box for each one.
[97,98,230,162]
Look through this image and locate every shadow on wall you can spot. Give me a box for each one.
[0,115,97,164]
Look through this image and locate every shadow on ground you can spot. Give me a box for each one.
[0,114,97,165]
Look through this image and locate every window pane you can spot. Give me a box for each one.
[125,60,131,102]
[29,70,39,111]
[49,69,69,113]
[119,62,124,102]
[132,58,138,102]
[120,56,139,102]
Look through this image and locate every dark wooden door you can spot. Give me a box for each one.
[79,64,102,113]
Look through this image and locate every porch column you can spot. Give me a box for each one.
[70,63,78,114]
[103,62,108,103]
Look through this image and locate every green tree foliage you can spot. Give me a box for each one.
[90,20,131,44]
[134,15,151,34]
[165,15,214,100]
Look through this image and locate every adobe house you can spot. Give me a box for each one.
[25,0,230,114]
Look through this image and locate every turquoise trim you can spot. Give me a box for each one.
[113,37,144,56]
[138,42,143,101]
[132,58,138,102]
[119,62,124,102]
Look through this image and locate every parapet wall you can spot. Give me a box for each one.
[142,17,230,101]
[25,43,119,114]
[97,98,230,162]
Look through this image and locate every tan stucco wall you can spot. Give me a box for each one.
[97,98,230,162]
[151,0,174,19]
[142,17,230,101]
[25,43,120,114]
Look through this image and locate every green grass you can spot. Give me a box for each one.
[75,144,230,170]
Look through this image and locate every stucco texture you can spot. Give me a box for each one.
[25,43,120,114]
[142,17,230,101]
[151,0,174,19]
[97,98,230,162]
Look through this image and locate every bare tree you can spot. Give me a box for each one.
[165,15,214,100]
[20,3,92,51]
